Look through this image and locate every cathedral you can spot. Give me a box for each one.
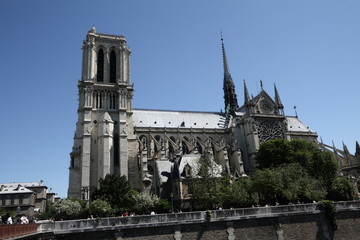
[68,28,360,204]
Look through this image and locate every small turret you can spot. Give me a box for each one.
[89,26,96,33]
[332,141,341,168]
[356,141,360,156]
[244,80,251,106]
[274,84,284,115]
[243,80,254,114]
[343,141,350,154]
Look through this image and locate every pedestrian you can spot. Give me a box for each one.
[7,216,13,224]
[21,215,29,224]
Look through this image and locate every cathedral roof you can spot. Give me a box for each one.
[132,109,227,129]
[286,116,315,133]
[154,160,174,184]
[178,154,222,178]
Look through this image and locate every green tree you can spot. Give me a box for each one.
[251,163,327,205]
[255,139,354,203]
[188,153,225,209]
[256,139,293,168]
[53,199,82,220]
[221,178,258,208]
[327,177,356,201]
[91,174,137,214]
[251,167,283,204]
[38,200,56,220]
[89,199,112,217]
[132,192,170,214]
[256,139,338,189]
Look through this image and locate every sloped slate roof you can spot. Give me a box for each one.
[286,116,315,133]
[155,160,174,184]
[178,154,222,178]
[133,109,227,129]
[0,184,34,195]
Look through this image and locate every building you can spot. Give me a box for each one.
[68,28,360,202]
[0,181,59,217]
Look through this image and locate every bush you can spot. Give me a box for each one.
[89,199,112,217]
[53,199,82,220]
[132,193,170,214]
[327,177,356,201]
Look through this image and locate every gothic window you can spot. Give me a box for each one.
[140,136,148,151]
[109,91,117,109]
[110,50,116,83]
[154,136,162,153]
[257,121,284,144]
[182,141,190,154]
[93,90,103,109]
[168,143,174,158]
[258,99,274,114]
[97,49,104,82]
[183,164,192,178]
[70,157,75,168]
[114,134,119,167]
[196,137,203,154]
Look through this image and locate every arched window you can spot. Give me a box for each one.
[168,136,176,158]
[110,50,116,83]
[182,141,190,154]
[196,141,203,154]
[97,49,104,82]
[114,134,119,167]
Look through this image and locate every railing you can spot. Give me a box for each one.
[36,201,360,235]
[0,224,39,239]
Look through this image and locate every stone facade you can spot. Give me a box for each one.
[68,28,360,200]
[0,181,58,217]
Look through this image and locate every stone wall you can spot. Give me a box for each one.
[36,201,360,240]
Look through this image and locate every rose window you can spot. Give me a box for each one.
[257,121,284,143]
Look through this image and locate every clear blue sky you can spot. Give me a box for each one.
[0,1,359,198]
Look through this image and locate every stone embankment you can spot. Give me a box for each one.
[12,201,360,239]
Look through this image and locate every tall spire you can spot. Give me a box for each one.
[274,83,284,115]
[221,34,238,115]
[244,79,251,105]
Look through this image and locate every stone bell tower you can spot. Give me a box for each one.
[68,27,135,200]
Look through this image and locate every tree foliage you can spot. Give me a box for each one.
[221,178,259,208]
[132,192,170,214]
[89,199,113,217]
[188,139,352,209]
[256,139,338,189]
[327,177,356,201]
[188,153,226,209]
[91,174,137,214]
[251,163,326,204]
[53,199,82,220]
